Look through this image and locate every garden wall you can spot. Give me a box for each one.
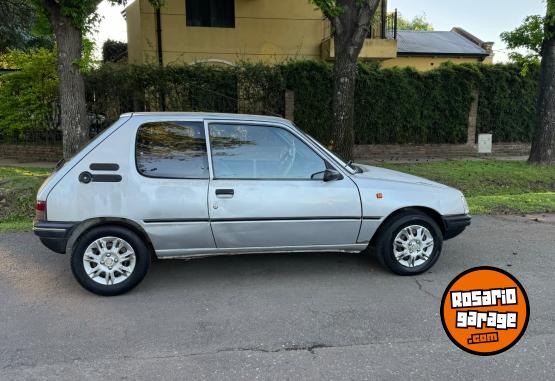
[0,144,62,162]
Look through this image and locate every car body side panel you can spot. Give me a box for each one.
[37,114,132,201]
[208,179,362,248]
[46,120,136,222]
[352,175,466,242]
[45,116,216,251]
[357,219,383,244]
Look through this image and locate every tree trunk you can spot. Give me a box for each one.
[42,1,88,159]
[332,50,357,161]
[529,6,555,164]
[328,0,380,161]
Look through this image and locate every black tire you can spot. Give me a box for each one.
[374,211,443,275]
[70,226,151,296]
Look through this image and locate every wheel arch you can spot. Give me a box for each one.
[369,206,445,247]
[67,218,156,259]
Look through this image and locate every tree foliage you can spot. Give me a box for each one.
[35,0,162,30]
[501,15,545,55]
[102,40,127,63]
[35,0,115,31]
[0,49,58,138]
[501,14,544,71]
[309,0,344,18]
[0,0,53,53]
[397,13,434,31]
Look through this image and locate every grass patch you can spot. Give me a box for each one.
[468,192,555,215]
[381,160,555,197]
[0,217,33,233]
[381,160,555,215]
[0,166,51,232]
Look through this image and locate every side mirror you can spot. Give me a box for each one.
[311,169,343,182]
[323,169,343,182]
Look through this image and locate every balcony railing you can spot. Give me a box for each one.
[322,8,398,41]
[385,9,398,40]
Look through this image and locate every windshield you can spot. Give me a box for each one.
[297,130,358,174]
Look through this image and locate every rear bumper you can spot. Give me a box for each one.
[442,214,471,240]
[33,221,76,254]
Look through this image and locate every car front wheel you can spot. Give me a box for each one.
[374,211,443,275]
[71,226,150,296]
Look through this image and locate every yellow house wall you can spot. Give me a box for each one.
[126,0,143,64]
[125,0,491,70]
[322,38,397,60]
[133,0,324,65]
[381,56,485,71]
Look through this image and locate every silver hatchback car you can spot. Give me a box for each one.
[34,113,470,295]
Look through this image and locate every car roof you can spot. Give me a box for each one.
[122,112,292,125]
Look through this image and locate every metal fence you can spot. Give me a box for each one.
[0,129,62,146]
[0,113,112,145]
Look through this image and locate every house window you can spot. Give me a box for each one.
[186,0,235,28]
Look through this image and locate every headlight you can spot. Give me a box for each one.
[461,195,470,214]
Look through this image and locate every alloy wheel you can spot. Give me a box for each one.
[82,236,137,286]
[393,225,435,268]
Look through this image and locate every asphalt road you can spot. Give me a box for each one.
[1,215,554,380]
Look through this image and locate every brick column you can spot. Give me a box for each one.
[284,90,295,122]
[467,89,479,145]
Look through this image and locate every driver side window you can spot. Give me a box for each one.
[208,123,326,179]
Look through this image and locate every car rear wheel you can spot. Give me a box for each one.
[71,226,150,296]
[374,211,443,275]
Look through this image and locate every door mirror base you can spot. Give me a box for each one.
[323,169,343,182]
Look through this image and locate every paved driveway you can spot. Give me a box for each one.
[0,216,553,380]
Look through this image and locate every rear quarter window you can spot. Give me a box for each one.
[135,121,209,179]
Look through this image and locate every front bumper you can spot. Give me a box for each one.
[33,221,76,254]
[442,214,471,240]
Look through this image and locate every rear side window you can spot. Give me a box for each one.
[136,121,209,179]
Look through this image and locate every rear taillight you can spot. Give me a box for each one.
[35,200,47,221]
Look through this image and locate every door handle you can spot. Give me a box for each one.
[215,189,234,197]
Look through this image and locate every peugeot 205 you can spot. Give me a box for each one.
[34,113,471,295]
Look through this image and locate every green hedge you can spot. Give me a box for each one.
[476,64,539,143]
[82,61,539,145]
[354,64,480,144]
[86,64,238,121]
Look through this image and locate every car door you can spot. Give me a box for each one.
[206,121,362,250]
[133,120,216,256]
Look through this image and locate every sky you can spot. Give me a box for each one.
[92,0,547,63]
